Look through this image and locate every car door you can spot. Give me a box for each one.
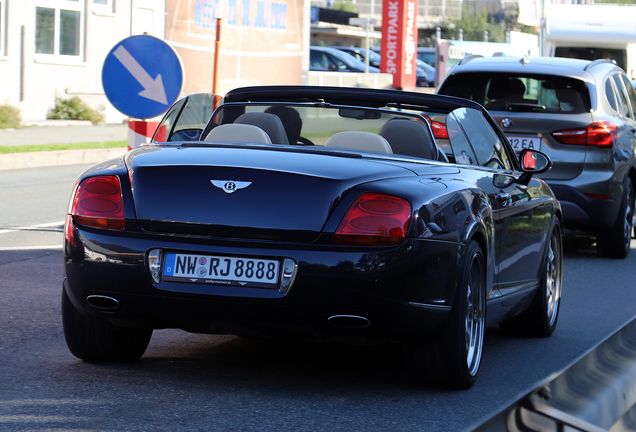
[448,108,548,302]
[610,73,636,167]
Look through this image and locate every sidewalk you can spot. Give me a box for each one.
[0,122,129,170]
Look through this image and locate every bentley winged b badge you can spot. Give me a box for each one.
[211,180,252,194]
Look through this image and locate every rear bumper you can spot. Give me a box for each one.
[547,183,621,232]
[64,225,460,343]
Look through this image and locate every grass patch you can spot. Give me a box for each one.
[0,140,127,154]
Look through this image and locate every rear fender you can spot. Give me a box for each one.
[331,177,497,316]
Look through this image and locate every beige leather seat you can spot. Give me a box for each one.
[325,131,393,153]
[234,112,289,144]
[204,123,271,144]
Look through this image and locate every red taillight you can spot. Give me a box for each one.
[588,121,617,147]
[430,120,449,139]
[551,121,617,147]
[422,115,448,139]
[335,193,411,246]
[64,214,79,248]
[585,193,611,200]
[70,176,125,230]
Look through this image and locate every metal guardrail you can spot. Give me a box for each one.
[469,317,636,432]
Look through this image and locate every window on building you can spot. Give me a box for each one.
[35,1,83,57]
[131,0,164,38]
[132,7,154,35]
[93,0,115,14]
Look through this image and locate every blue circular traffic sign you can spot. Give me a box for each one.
[102,35,184,119]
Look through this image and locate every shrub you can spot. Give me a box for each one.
[0,103,22,129]
[48,96,106,125]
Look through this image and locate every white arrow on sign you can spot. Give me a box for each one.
[113,45,168,105]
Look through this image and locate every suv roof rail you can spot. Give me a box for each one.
[457,54,484,66]
[584,59,616,71]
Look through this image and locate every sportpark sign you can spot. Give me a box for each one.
[380,0,418,89]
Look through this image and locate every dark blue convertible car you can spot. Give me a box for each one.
[63,86,562,389]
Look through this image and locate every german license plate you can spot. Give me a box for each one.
[507,135,541,152]
[163,252,280,288]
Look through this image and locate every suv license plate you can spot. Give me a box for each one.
[163,252,280,288]
[507,135,541,152]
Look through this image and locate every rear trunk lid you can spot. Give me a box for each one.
[439,71,595,181]
[127,146,419,242]
[490,112,594,180]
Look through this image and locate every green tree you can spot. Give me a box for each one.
[333,0,356,13]
[450,6,500,42]
[449,4,537,43]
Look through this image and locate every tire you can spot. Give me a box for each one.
[404,240,486,389]
[499,218,563,337]
[597,177,634,259]
[62,288,152,362]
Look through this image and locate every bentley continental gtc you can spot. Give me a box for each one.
[62,86,562,389]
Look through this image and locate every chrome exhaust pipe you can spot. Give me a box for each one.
[327,315,370,329]
[86,295,120,311]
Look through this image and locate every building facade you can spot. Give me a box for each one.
[164,0,307,97]
[1,0,309,124]
[1,0,522,125]
[0,0,166,124]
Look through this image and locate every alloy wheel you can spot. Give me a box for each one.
[545,229,562,328]
[623,181,633,251]
[465,253,485,377]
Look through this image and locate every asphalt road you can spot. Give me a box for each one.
[1,165,636,431]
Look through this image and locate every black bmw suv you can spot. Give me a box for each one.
[438,56,636,258]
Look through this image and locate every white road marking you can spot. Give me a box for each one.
[0,245,62,251]
[0,221,65,235]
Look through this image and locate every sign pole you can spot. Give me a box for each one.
[213,18,222,94]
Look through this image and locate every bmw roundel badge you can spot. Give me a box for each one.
[501,118,513,129]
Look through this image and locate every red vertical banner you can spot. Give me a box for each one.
[380,0,419,89]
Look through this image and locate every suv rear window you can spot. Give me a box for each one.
[441,73,591,114]
[555,47,627,73]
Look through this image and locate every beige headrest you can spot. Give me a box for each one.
[204,123,272,144]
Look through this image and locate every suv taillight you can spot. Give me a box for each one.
[423,115,448,139]
[70,176,125,230]
[551,121,617,147]
[335,193,411,246]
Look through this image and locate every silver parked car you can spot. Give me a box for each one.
[333,46,382,69]
[309,46,380,73]
[438,56,636,258]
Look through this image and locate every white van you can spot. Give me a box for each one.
[544,4,636,79]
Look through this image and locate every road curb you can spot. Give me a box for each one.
[0,148,128,170]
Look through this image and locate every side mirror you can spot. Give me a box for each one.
[519,149,552,173]
[516,149,552,185]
